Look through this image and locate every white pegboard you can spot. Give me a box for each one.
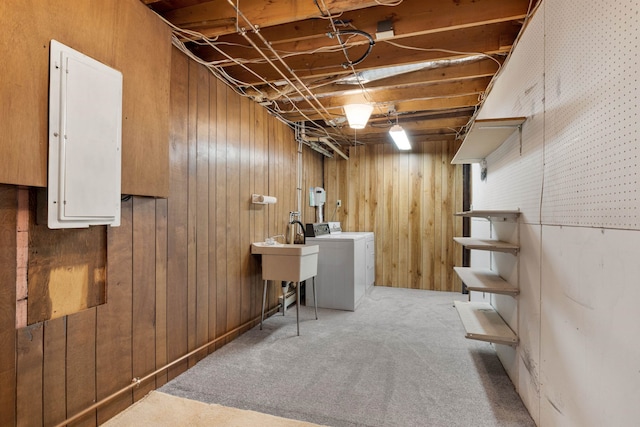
[472,6,545,224]
[542,0,640,229]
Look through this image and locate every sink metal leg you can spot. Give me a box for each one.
[282,282,287,316]
[261,279,268,330]
[296,281,300,336]
[312,276,318,320]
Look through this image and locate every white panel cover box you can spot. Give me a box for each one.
[48,39,122,228]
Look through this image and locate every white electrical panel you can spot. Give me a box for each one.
[48,40,122,228]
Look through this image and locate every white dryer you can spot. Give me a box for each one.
[305,223,374,311]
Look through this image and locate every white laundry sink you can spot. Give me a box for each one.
[251,242,319,282]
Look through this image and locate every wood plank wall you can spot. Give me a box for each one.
[0,47,323,426]
[0,0,171,197]
[324,142,464,291]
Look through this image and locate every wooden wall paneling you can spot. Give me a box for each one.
[323,158,337,224]
[373,145,384,285]
[195,64,210,362]
[248,101,257,321]
[327,139,462,291]
[66,308,97,427]
[207,74,218,353]
[433,142,443,290]
[444,142,458,291]
[226,82,241,341]
[264,119,276,309]
[251,105,267,318]
[96,198,133,423]
[398,151,410,287]
[448,142,463,291]
[392,146,401,287]
[154,198,169,386]
[240,98,252,326]
[362,145,372,232]
[349,147,361,231]
[381,146,392,287]
[439,143,449,290]
[167,50,189,380]
[186,61,198,367]
[422,143,436,291]
[132,196,157,400]
[0,0,171,196]
[409,144,424,289]
[116,0,171,197]
[215,80,229,348]
[0,185,17,426]
[302,146,323,225]
[43,318,67,426]
[16,324,44,426]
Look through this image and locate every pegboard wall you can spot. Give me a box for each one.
[472,5,545,224]
[542,0,640,229]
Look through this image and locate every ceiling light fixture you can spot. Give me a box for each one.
[389,123,411,150]
[343,103,374,129]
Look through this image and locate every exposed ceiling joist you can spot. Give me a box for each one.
[144,0,541,155]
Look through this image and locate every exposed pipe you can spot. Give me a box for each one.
[54,305,281,427]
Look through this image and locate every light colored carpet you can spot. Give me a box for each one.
[103,391,326,427]
[159,287,534,427]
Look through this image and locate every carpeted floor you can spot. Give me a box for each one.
[159,287,534,427]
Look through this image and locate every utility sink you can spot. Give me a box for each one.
[251,242,319,282]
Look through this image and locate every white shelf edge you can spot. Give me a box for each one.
[454,209,520,221]
[453,237,519,254]
[454,300,518,346]
[454,267,519,296]
[451,116,526,164]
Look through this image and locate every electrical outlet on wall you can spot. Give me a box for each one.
[337,199,342,207]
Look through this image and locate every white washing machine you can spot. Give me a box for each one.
[305,223,374,311]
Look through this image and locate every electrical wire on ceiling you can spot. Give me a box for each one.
[316,0,376,107]
[327,29,375,68]
[226,2,353,158]
[156,12,350,156]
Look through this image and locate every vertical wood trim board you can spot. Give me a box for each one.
[0,185,17,426]
[325,142,463,291]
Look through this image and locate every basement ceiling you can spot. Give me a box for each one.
[143,0,539,158]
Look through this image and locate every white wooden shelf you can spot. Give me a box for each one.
[455,210,520,221]
[452,117,526,164]
[454,301,518,346]
[454,267,519,296]
[453,237,519,254]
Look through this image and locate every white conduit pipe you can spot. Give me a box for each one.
[226,0,350,160]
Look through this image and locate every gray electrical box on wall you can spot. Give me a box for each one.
[48,39,122,229]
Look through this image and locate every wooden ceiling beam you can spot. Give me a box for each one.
[261,57,501,103]
[278,76,491,111]
[278,93,482,122]
[192,0,530,63]
[211,22,519,85]
[161,0,381,37]
[344,117,470,136]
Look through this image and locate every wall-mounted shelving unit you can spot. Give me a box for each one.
[453,267,519,296]
[453,210,520,346]
[451,117,526,164]
[453,301,519,346]
[453,237,519,255]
